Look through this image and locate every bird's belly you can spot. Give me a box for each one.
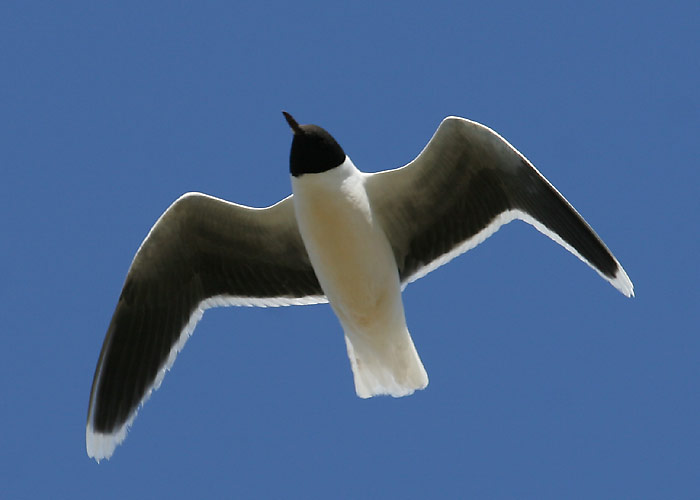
[295,191,401,330]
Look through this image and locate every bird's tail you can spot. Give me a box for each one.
[343,326,428,398]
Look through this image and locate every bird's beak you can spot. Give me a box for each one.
[282,111,304,135]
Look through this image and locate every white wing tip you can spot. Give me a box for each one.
[611,266,635,298]
[85,306,204,463]
[86,424,127,463]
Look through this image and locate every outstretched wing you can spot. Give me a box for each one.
[87,192,324,461]
[365,116,633,296]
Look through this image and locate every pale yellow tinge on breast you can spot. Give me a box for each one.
[291,158,428,398]
[291,159,401,330]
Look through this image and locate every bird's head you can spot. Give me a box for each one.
[283,111,346,177]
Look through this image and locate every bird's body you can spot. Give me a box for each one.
[292,157,427,398]
[86,114,633,461]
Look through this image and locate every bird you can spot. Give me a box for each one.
[86,112,634,461]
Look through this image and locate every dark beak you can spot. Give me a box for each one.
[282,111,304,135]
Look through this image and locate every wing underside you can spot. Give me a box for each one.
[365,116,633,297]
[87,192,325,461]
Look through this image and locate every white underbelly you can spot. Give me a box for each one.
[293,177,402,330]
[291,160,428,399]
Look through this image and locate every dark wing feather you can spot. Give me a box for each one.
[365,117,633,296]
[87,192,323,460]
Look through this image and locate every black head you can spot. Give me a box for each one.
[283,112,346,177]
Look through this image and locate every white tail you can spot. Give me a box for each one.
[343,326,428,398]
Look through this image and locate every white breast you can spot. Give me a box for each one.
[291,157,401,328]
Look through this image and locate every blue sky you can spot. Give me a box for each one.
[1,1,698,498]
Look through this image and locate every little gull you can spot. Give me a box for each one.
[86,113,634,461]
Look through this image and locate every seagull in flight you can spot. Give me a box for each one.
[86,113,633,461]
